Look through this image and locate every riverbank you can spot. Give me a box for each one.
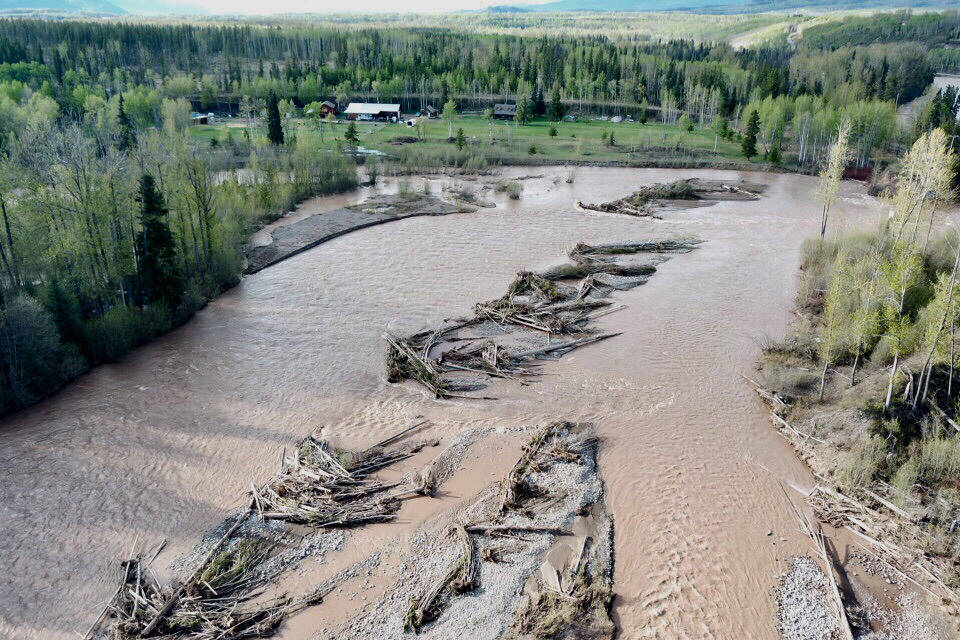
[0,167,890,639]
[753,231,960,638]
[246,194,476,274]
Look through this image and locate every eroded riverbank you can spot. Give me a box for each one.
[0,167,886,639]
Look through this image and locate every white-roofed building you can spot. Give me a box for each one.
[344,103,401,122]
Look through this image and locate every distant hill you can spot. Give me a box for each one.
[0,0,126,12]
[0,0,208,14]
[500,0,958,13]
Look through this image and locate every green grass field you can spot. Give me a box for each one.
[190,114,749,167]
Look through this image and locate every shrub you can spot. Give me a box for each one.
[0,295,85,411]
[528,144,537,155]
[840,434,887,488]
[917,436,960,483]
[549,126,558,137]
[83,303,171,364]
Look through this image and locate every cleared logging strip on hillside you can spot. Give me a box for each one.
[577,178,764,218]
[88,421,437,640]
[747,379,960,606]
[404,421,615,638]
[387,239,700,398]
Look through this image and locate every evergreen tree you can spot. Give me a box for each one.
[136,174,183,309]
[742,109,759,159]
[534,85,546,116]
[266,92,284,145]
[549,86,565,121]
[455,127,466,150]
[515,98,530,125]
[43,276,86,356]
[116,94,136,152]
[344,121,359,145]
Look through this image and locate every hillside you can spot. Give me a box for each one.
[504,0,958,14]
[0,0,123,12]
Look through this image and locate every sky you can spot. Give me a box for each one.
[164,0,533,14]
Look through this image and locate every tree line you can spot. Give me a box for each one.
[0,75,356,417]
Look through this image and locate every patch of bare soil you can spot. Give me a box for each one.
[245,194,475,274]
[578,178,766,218]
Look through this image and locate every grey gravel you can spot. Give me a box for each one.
[776,556,840,640]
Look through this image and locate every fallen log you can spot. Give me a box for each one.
[139,506,252,636]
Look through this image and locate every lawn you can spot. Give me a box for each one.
[189,114,749,167]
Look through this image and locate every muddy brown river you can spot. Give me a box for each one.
[0,167,885,639]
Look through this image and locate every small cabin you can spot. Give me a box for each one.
[419,105,439,119]
[493,103,517,120]
[190,112,209,125]
[344,103,401,122]
[319,101,337,117]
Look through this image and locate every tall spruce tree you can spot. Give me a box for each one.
[549,86,565,121]
[136,174,183,309]
[266,93,284,146]
[44,276,86,357]
[741,109,759,159]
[116,94,136,152]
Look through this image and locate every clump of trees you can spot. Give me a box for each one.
[795,129,958,503]
[0,81,358,416]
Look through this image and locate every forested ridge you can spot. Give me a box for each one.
[0,10,956,417]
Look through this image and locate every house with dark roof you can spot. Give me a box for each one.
[419,105,439,118]
[493,103,517,120]
[319,101,337,117]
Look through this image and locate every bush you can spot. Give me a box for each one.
[840,434,887,488]
[83,303,171,364]
[917,436,960,483]
[528,144,537,155]
[549,126,558,137]
[678,114,693,132]
[0,295,85,411]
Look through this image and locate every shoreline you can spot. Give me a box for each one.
[0,167,875,640]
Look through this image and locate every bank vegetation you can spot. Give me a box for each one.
[758,126,960,605]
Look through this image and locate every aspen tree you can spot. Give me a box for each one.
[816,119,851,240]
[848,253,882,386]
[819,254,852,401]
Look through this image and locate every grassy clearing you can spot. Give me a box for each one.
[190,114,752,170]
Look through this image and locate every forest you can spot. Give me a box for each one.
[0,9,957,416]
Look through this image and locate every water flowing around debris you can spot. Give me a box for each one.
[0,167,886,640]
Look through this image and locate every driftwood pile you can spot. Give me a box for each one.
[251,425,437,526]
[748,380,960,608]
[403,421,615,638]
[387,239,700,398]
[578,178,764,218]
[89,422,437,640]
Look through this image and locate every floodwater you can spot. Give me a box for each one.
[0,167,883,639]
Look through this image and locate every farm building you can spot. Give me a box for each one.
[190,112,212,125]
[344,103,401,122]
[418,105,439,118]
[319,101,337,117]
[493,103,517,120]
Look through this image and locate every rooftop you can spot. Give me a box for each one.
[344,103,401,114]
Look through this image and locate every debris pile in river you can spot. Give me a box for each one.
[251,426,437,526]
[88,422,438,640]
[386,239,700,398]
[337,420,615,639]
[578,178,765,218]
